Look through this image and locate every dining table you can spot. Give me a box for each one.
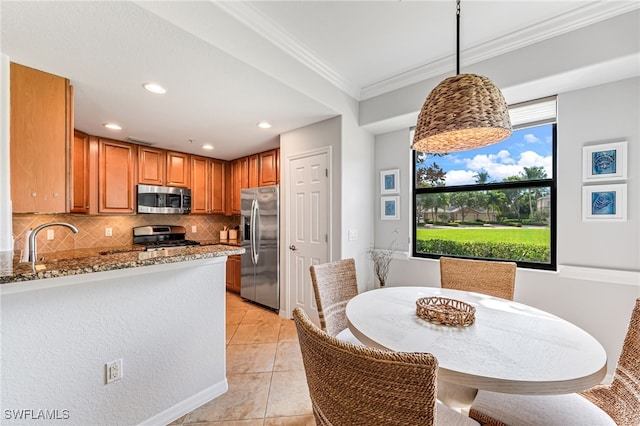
[346,286,608,407]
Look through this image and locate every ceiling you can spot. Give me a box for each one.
[1,1,637,160]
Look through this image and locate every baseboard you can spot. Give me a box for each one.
[138,379,228,426]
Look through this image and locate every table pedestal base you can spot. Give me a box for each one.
[437,380,478,408]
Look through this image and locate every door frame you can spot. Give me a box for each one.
[281,146,333,319]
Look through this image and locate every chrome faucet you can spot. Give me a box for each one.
[29,222,79,272]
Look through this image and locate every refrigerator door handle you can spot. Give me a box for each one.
[251,198,259,265]
[252,198,260,264]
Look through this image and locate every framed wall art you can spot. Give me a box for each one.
[582,184,627,222]
[583,141,627,182]
[380,169,400,194]
[381,196,400,220]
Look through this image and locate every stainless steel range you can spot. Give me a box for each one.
[133,225,200,251]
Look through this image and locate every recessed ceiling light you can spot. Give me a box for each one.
[143,83,167,94]
[103,123,122,130]
[202,144,214,150]
[257,121,272,129]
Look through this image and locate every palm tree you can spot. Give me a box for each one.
[520,166,548,219]
[474,170,490,184]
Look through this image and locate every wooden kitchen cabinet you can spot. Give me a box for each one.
[138,147,190,187]
[259,149,278,186]
[99,138,137,214]
[248,154,259,188]
[190,155,210,214]
[166,151,190,187]
[71,130,94,213]
[137,146,165,186]
[229,157,249,215]
[191,156,226,215]
[10,62,72,213]
[210,158,226,214]
[226,255,242,294]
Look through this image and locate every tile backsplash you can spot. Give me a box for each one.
[12,213,241,255]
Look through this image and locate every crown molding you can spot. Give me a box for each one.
[215,1,638,101]
[214,1,361,99]
[360,2,639,100]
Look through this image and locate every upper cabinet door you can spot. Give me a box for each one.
[99,138,136,214]
[248,154,259,188]
[10,62,71,213]
[210,159,226,214]
[259,149,278,187]
[190,155,210,214]
[138,147,166,185]
[166,151,190,188]
[71,130,91,214]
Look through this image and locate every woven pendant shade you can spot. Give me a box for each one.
[413,73,512,153]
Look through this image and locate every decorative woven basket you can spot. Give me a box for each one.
[416,297,476,326]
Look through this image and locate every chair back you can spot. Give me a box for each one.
[439,257,516,300]
[309,258,358,336]
[581,298,640,426]
[292,307,438,426]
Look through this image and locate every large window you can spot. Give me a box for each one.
[412,97,557,270]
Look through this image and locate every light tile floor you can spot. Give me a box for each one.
[168,292,316,426]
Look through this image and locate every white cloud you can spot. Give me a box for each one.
[523,133,542,143]
[445,170,477,186]
[445,150,553,183]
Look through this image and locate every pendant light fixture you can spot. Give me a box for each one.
[412,0,512,153]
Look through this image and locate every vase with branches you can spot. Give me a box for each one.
[367,229,399,287]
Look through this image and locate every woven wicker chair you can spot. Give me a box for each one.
[309,258,362,344]
[469,298,640,426]
[292,307,480,426]
[439,257,516,300]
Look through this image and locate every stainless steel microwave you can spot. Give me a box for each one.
[137,184,191,214]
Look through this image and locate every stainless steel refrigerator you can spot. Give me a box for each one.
[240,185,279,310]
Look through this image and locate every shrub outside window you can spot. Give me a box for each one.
[412,98,557,270]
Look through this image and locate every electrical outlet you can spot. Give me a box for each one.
[105,359,122,384]
[105,227,113,237]
[46,229,54,240]
[191,226,197,233]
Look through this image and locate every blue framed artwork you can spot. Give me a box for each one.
[582,184,626,222]
[583,141,627,182]
[381,196,399,220]
[380,169,399,194]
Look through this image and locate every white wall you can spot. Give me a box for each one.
[558,78,639,270]
[373,77,640,377]
[340,113,375,291]
[0,54,12,253]
[1,258,228,425]
[280,115,375,296]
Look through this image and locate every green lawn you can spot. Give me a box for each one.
[417,227,549,246]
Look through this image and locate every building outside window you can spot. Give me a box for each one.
[412,97,557,270]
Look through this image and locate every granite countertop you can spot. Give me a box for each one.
[1,240,245,284]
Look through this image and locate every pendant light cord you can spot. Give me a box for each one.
[456,0,461,75]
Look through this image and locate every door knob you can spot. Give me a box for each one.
[289,245,298,251]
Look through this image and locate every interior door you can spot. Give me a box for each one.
[288,152,329,324]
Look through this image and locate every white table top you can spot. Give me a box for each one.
[346,286,608,395]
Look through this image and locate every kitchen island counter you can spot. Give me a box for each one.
[1,243,244,285]
[2,247,233,425]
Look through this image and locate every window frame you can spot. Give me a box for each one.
[411,121,557,271]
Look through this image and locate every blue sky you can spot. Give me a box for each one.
[424,124,554,186]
